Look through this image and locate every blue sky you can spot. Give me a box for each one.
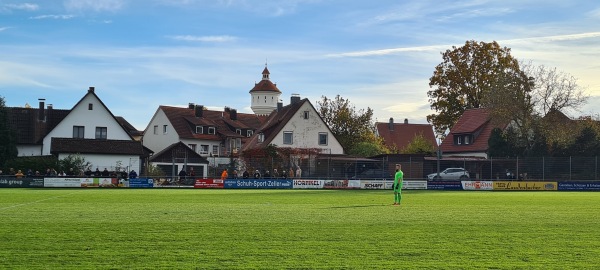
[1,0,600,131]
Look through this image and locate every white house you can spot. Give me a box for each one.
[7,87,148,173]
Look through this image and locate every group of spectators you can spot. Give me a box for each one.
[226,167,303,179]
[0,167,138,179]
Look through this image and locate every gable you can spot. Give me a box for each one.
[242,99,344,154]
[440,108,506,155]
[150,141,209,164]
[42,88,134,155]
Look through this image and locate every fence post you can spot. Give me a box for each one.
[490,157,493,181]
[569,156,572,181]
[516,156,519,180]
[542,156,545,181]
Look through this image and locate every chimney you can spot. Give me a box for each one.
[224,106,230,113]
[277,102,283,111]
[389,117,394,131]
[188,103,195,109]
[230,109,237,120]
[404,118,408,124]
[38,98,45,121]
[290,94,301,104]
[88,86,95,93]
[195,105,204,117]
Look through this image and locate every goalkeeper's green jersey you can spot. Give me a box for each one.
[394,170,404,191]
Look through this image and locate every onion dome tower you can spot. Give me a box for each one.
[250,64,282,115]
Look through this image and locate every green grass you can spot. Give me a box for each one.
[0,189,599,269]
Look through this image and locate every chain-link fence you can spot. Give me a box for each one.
[237,154,600,181]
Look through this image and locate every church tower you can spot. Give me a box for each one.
[250,65,282,115]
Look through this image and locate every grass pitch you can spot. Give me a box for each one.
[0,189,599,269]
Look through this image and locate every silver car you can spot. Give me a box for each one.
[427,168,470,180]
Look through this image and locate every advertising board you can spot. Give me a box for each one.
[494,181,557,191]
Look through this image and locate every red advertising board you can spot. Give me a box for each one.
[194,178,224,188]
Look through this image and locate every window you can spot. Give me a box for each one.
[88,103,93,110]
[208,127,215,134]
[153,125,158,135]
[95,127,107,139]
[457,136,462,145]
[189,144,197,152]
[283,131,293,145]
[73,126,84,138]
[163,125,168,134]
[318,133,328,145]
[212,145,219,156]
[236,129,242,135]
[247,130,253,137]
[464,135,470,145]
[258,133,264,143]
[200,145,209,154]
[303,111,309,119]
[196,126,203,134]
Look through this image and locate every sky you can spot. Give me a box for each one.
[1,0,600,131]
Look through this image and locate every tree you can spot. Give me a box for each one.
[427,40,528,135]
[59,154,91,174]
[524,63,588,117]
[317,95,385,155]
[0,96,18,168]
[401,134,435,155]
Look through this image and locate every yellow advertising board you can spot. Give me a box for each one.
[494,181,557,191]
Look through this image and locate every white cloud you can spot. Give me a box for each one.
[3,3,39,11]
[168,35,238,42]
[0,27,12,31]
[30,14,76,20]
[63,0,125,12]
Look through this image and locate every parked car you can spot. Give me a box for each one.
[427,168,470,180]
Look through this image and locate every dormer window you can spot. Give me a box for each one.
[236,129,242,135]
[457,136,462,145]
[247,130,253,137]
[258,133,264,143]
[465,135,470,145]
[208,127,215,134]
[196,126,203,134]
[303,111,309,119]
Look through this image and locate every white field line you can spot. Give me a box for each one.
[0,191,81,211]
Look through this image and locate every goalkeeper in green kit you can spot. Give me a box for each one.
[393,164,403,205]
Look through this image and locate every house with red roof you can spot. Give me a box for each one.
[144,66,338,177]
[376,118,437,152]
[439,108,507,159]
[6,87,149,173]
[142,104,267,177]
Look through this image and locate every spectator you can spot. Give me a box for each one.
[15,170,24,178]
[129,170,138,179]
[221,169,228,180]
[264,170,271,179]
[85,168,92,177]
[242,170,249,179]
[273,169,279,179]
[232,170,238,179]
[189,168,196,179]
[58,170,66,177]
[26,169,33,178]
[280,170,287,179]
[68,168,76,176]
[296,167,302,178]
[94,168,101,177]
[101,168,109,177]
[289,167,295,178]
[253,170,261,179]
[178,168,187,181]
